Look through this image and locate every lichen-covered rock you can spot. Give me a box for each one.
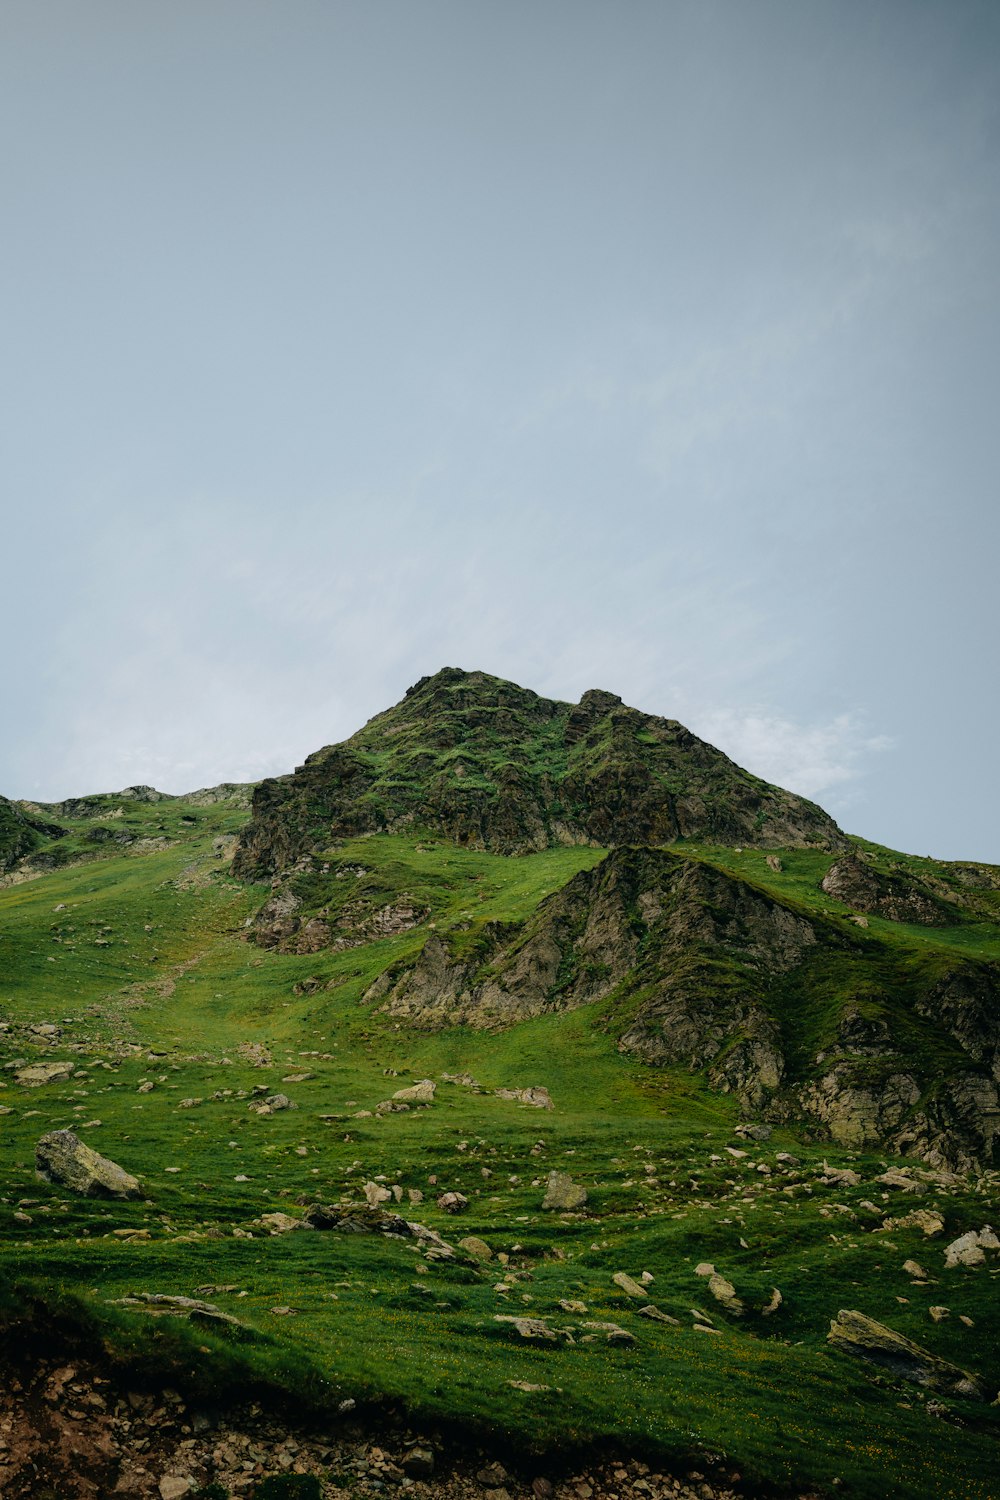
[15,1061,75,1087]
[391,1078,435,1104]
[436,1191,469,1213]
[458,1236,493,1260]
[36,1130,141,1199]
[827,1309,983,1397]
[541,1171,587,1210]
[944,1228,999,1268]
[494,1085,553,1109]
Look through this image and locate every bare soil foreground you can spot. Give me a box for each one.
[0,1339,765,1500]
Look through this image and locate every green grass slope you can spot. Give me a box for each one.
[2,808,999,1498]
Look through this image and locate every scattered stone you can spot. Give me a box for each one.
[35,1130,141,1199]
[494,1315,557,1341]
[929,1306,950,1322]
[403,1447,435,1478]
[944,1229,996,1269]
[392,1078,436,1104]
[637,1305,679,1324]
[364,1182,392,1208]
[761,1287,782,1317]
[259,1212,306,1234]
[15,1061,75,1088]
[612,1271,646,1299]
[877,1169,924,1194]
[707,1273,743,1315]
[903,1259,927,1279]
[827,1309,983,1397]
[116,1294,243,1328]
[820,1163,861,1187]
[477,1461,509,1487]
[159,1477,193,1500]
[541,1171,587,1211]
[694,1262,715,1278]
[494,1086,553,1109]
[458,1236,493,1259]
[437,1191,469,1213]
[884,1209,945,1238]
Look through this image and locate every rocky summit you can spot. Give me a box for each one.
[232,668,845,875]
[1,667,999,1500]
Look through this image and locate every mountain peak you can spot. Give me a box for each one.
[233,669,844,878]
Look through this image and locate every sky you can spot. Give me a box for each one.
[1,1,998,860]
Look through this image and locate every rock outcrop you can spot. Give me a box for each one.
[365,845,1000,1167]
[0,795,66,874]
[821,853,955,926]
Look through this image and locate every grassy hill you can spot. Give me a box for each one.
[2,676,999,1498]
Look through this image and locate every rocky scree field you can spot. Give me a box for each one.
[0,669,998,1499]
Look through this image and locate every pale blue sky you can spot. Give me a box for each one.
[2,1,998,859]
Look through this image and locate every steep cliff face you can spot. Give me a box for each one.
[233,668,844,877]
[368,846,1000,1168]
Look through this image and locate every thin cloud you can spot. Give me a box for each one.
[693,707,893,808]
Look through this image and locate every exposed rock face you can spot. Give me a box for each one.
[0,795,66,873]
[377,849,814,1117]
[252,886,427,954]
[378,849,814,1052]
[35,1130,142,1199]
[915,965,1000,1080]
[821,854,954,926]
[367,845,1000,1168]
[827,1309,983,1397]
[233,668,844,877]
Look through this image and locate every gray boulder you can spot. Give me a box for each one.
[827,1309,982,1397]
[36,1130,142,1199]
[541,1170,587,1210]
